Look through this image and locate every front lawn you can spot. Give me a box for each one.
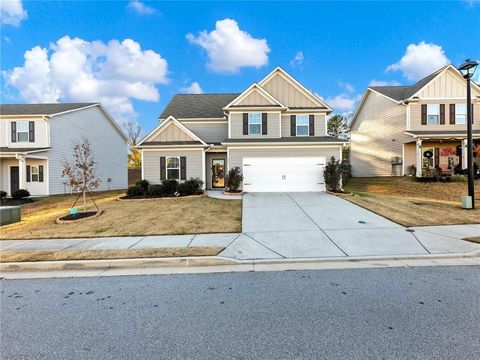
[343,177,480,227]
[0,191,242,240]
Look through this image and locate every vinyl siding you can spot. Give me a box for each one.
[281,114,326,137]
[228,146,341,189]
[48,106,128,194]
[150,122,195,142]
[142,149,203,184]
[205,152,227,189]
[0,118,49,148]
[0,158,18,195]
[181,121,228,143]
[261,73,318,108]
[0,158,48,196]
[236,89,275,106]
[403,143,416,176]
[350,91,410,177]
[230,112,281,138]
[416,69,478,98]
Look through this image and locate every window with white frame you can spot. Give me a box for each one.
[455,104,467,124]
[248,113,262,135]
[296,115,309,136]
[31,166,39,182]
[166,156,180,180]
[16,121,30,142]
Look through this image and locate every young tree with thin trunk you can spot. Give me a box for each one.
[125,121,142,168]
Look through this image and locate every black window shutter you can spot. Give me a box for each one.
[180,157,187,180]
[160,157,166,180]
[472,104,474,124]
[309,115,315,136]
[449,104,455,124]
[439,104,445,125]
[421,104,427,125]
[11,122,17,143]
[262,113,267,135]
[26,165,31,182]
[29,121,35,142]
[290,115,296,136]
[243,113,248,135]
[39,165,44,182]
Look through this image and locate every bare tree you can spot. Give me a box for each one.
[125,121,142,168]
[62,139,101,212]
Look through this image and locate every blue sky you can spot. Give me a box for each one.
[1,1,480,133]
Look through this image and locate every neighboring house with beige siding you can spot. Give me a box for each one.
[350,65,480,178]
[138,67,344,192]
[0,103,128,196]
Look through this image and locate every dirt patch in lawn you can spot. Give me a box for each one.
[0,191,242,240]
[0,246,223,263]
[343,178,480,227]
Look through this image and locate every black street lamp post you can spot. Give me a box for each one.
[458,59,479,209]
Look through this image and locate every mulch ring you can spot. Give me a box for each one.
[56,210,104,224]
[117,193,206,201]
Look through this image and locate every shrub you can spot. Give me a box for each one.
[341,160,352,186]
[135,179,150,193]
[177,182,191,196]
[0,190,6,199]
[12,189,30,199]
[126,185,144,197]
[148,184,163,196]
[161,179,178,196]
[324,157,343,192]
[452,175,467,182]
[225,167,243,192]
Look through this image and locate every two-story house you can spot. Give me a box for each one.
[0,103,128,196]
[350,65,480,178]
[137,67,345,192]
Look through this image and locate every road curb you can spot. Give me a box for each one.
[1,251,479,273]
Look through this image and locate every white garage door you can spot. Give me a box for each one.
[242,157,326,192]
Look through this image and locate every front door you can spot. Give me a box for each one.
[10,166,19,194]
[212,159,225,188]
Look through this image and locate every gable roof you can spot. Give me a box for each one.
[0,103,97,116]
[159,94,239,119]
[224,83,287,110]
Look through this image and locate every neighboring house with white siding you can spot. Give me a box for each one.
[0,103,128,196]
[138,67,345,192]
[350,65,480,178]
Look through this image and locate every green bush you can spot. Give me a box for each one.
[324,157,343,192]
[177,182,191,196]
[225,167,243,192]
[148,184,163,196]
[135,179,150,193]
[341,160,352,186]
[185,178,204,194]
[12,189,30,199]
[161,179,178,196]
[451,175,467,182]
[126,185,144,197]
[0,190,6,199]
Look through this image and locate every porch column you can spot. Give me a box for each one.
[416,139,422,177]
[16,154,27,190]
[461,138,468,170]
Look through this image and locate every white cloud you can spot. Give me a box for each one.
[180,81,203,94]
[369,79,401,86]
[3,36,168,123]
[290,51,304,68]
[386,41,450,82]
[338,81,355,93]
[0,0,27,26]
[186,18,270,74]
[128,1,157,15]
[325,93,362,113]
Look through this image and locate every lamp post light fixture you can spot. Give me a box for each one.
[458,59,479,209]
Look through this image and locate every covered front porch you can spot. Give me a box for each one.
[0,149,49,196]
[403,133,480,178]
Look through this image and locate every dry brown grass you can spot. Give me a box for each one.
[464,237,480,244]
[0,191,242,240]
[342,177,480,227]
[0,247,223,263]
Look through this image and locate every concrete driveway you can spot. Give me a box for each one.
[219,192,480,260]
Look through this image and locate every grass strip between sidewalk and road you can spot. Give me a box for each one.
[0,247,223,263]
[464,237,480,244]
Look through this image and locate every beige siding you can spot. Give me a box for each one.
[416,68,480,98]
[150,122,195,142]
[142,149,203,184]
[403,143,416,176]
[205,152,227,189]
[0,118,49,148]
[261,73,318,108]
[237,89,275,106]
[350,91,410,177]
[0,158,49,196]
[228,146,341,189]
[281,114,326,137]
[230,112,281,138]
[409,100,480,131]
[181,121,228,143]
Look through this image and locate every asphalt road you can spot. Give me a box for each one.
[1,266,480,360]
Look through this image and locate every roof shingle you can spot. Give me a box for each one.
[159,94,239,119]
[0,103,97,116]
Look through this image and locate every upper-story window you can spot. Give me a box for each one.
[427,104,440,125]
[16,121,30,142]
[11,121,35,143]
[248,113,262,135]
[455,104,467,124]
[296,115,309,136]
